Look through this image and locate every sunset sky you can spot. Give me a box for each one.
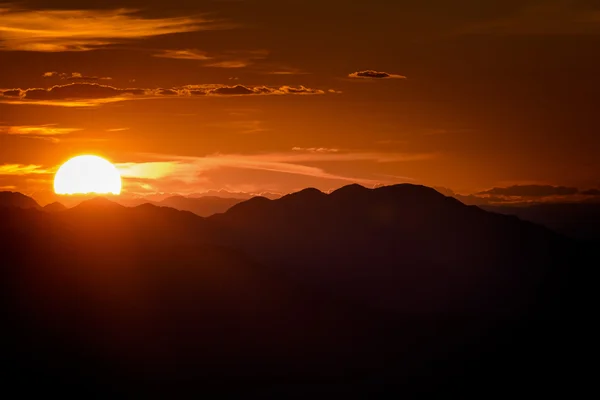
[1,0,600,205]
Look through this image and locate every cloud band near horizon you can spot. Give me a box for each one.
[0,83,332,107]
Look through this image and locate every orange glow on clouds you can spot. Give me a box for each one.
[0,8,222,52]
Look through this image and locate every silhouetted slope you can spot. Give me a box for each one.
[0,205,381,394]
[42,202,67,213]
[213,184,566,315]
[0,184,581,396]
[159,195,242,216]
[483,203,600,242]
[0,191,40,209]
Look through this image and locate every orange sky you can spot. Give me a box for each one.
[1,1,600,204]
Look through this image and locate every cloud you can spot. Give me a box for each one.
[0,124,82,142]
[348,70,407,79]
[1,83,329,107]
[117,162,189,181]
[153,49,211,60]
[581,189,600,196]
[3,149,433,195]
[0,7,227,52]
[0,83,145,106]
[153,48,268,69]
[118,150,434,190]
[210,85,255,95]
[477,185,580,197]
[1,89,20,97]
[265,68,308,75]
[43,72,112,82]
[292,147,340,153]
[206,61,252,68]
[442,184,600,205]
[209,120,269,134]
[182,84,326,97]
[206,49,269,69]
[0,164,53,176]
[155,89,179,96]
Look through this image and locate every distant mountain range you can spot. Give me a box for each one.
[1,183,582,395]
[0,192,245,217]
[483,203,600,242]
[3,186,600,241]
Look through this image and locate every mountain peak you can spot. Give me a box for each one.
[225,195,272,215]
[374,183,446,199]
[72,196,124,210]
[0,191,40,209]
[280,187,325,202]
[43,202,67,213]
[330,184,369,197]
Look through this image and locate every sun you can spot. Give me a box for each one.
[54,155,122,195]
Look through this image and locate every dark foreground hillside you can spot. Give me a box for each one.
[0,185,580,397]
[483,202,600,243]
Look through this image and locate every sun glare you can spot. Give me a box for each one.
[54,155,122,195]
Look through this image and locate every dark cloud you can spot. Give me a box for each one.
[278,86,324,94]
[1,89,21,97]
[348,70,406,79]
[477,185,579,197]
[0,83,329,106]
[210,85,255,95]
[20,83,144,101]
[184,84,325,96]
[156,89,178,96]
[43,72,112,82]
[189,90,207,96]
[581,189,600,196]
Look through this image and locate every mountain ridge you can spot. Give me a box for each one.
[0,191,41,209]
[0,182,579,395]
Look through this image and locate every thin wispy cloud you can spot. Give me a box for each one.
[115,150,435,190]
[0,7,228,52]
[153,49,211,60]
[209,120,270,134]
[206,60,252,68]
[292,147,340,153]
[264,67,308,75]
[0,124,82,142]
[0,164,54,175]
[153,48,268,69]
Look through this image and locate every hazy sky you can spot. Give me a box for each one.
[2,0,599,203]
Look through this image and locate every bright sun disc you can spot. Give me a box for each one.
[54,155,122,195]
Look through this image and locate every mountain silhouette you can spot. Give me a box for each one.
[0,191,40,209]
[158,195,243,216]
[483,202,600,242]
[42,202,67,213]
[212,184,570,315]
[0,184,580,396]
